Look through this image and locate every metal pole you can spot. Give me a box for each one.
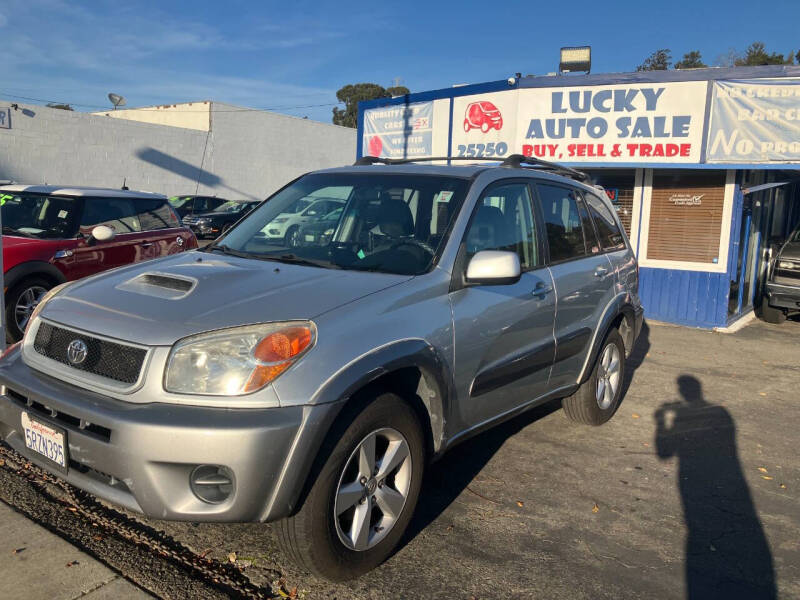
[0,196,6,353]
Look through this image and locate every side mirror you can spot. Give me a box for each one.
[91,225,116,243]
[465,250,521,285]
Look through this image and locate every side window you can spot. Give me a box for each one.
[584,192,626,251]
[536,184,588,262]
[135,199,180,231]
[577,194,601,255]
[465,182,539,270]
[80,198,140,234]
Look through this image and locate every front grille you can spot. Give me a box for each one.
[5,387,111,442]
[33,322,146,385]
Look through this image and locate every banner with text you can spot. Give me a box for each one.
[451,81,708,163]
[363,101,433,158]
[706,79,800,163]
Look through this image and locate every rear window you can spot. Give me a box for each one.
[135,198,180,230]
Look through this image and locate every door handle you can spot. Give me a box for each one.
[532,282,553,298]
[140,242,154,248]
[594,266,608,277]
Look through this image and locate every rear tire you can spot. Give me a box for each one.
[6,277,51,343]
[562,329,626,426]
[759,296,786,324]
[276,393,424,581]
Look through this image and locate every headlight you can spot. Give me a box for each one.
[324,228,334,236]
[164,321,316,396]
[196,218,211,224]
[778,261,796,269]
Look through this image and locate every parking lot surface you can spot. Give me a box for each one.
[1,317,798,599]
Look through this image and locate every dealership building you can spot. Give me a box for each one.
[358,65,800,328]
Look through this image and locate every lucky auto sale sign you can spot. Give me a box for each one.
[451,81,708,163]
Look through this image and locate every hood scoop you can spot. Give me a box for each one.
[115,272,197,300]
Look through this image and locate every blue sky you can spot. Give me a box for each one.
[2,0,799,123]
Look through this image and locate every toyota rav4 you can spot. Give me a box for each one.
[0,156,642,581]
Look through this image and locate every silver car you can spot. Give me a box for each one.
[0,156,642,580]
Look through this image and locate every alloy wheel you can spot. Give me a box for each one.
[15,285,48,332]
[334,427,412,552]
[595,343,621,410]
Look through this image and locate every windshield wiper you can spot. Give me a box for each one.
[2,226,34,238]
[204,243,257,259]
[268,254,341,269]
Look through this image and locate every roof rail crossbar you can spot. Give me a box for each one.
[500,154,589,181]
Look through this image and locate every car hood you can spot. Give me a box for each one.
[39,251,413,346]
[779,241,800,261]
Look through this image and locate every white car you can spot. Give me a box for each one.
[263,197,345,246]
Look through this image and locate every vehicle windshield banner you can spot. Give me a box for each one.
[706,78,800,163]
[363,101,433,158]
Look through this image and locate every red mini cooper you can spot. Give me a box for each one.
[0,185,198,341]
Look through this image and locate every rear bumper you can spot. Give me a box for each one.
[766,281,800,310]
[0,349,338,522]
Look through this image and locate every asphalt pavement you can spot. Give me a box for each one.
[0,316,798,599]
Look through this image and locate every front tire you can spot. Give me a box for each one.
[759,296,786,324]
[6,277,51,342]
[562,329,626,425]
[285,226,300,248]
[276,393,425,581]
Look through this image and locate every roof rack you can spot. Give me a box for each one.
[353,154,589,182]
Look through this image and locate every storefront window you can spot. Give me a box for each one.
[646,172,727,264]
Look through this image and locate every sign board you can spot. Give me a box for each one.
[448,82,708,164]
[362,101,433,158]
[0,107,10,129]
[706,78,800,163]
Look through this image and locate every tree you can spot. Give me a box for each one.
[636,49,672,71]
[46,103,73,111]
[734,42,788,66]
[674,50,707,69]
[332,83,411,128]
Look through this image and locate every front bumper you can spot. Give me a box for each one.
[766,281,800,310]
[0,349,337,522]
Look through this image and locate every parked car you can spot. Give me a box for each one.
[168,195,228,220]
[182,200,260,239]
[761,222,800,323]
[297,206,343,246]
[0,185,197,341]
[262,197,345,247]
[463,101,503,133]
[0,156,642,581]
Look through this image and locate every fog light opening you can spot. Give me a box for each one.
[190,465,234,504]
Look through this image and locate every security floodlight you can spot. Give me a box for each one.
[560,46,591,74]
[108,93,127,110]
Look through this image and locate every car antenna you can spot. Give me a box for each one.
[121,178,129,191]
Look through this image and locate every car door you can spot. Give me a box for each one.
[535,183,616,390]
[133,197,192,259]
[71,197,143,279]
[450,180,557,429]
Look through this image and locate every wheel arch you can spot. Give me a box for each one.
[4,261,67,292]
[577,295,638,385]
[261,339,453,522]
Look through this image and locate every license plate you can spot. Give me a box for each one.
[21,412,68,472]
[305,234,315,242]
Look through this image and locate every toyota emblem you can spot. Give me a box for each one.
[67,339,88,365]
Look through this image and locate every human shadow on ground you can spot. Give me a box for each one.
[401,323,651,550]
[655,375,776,600]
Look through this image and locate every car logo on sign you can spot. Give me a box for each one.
[67,339,88,365]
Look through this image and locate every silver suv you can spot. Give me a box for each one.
[0,156,642,580]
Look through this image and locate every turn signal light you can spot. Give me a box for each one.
[245,326,314,392]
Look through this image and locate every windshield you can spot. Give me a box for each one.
[211,173,471,275]
[168,196,193,208]
[0,192,82,239]
[214,201,251,213]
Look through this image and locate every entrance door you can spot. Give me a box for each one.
[450,181,556,430]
